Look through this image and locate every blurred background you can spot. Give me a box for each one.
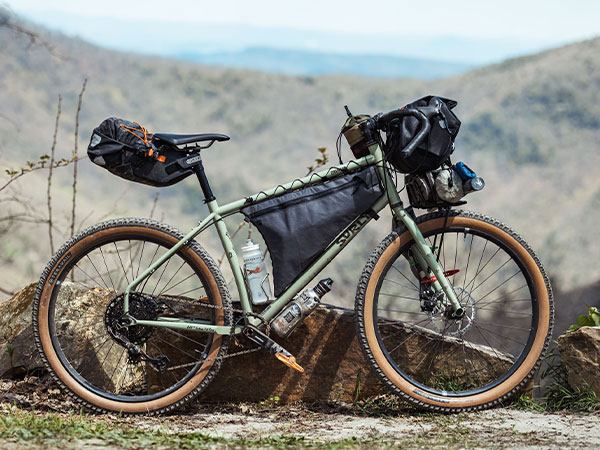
[0,0,598,340]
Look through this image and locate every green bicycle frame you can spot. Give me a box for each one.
[124,142,462,335]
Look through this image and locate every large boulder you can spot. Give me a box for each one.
[1,284,515,404]
[558,326,600,396]
[202,305,513,403]
[0,283,40,378]
[0,283,132,389]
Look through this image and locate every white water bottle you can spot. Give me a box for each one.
[242,238,272,305]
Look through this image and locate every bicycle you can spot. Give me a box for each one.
[32,99,553,414]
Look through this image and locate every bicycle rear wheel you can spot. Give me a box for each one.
[355,210,553,411]
[33,218,232,415]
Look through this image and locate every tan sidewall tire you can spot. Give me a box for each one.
[362,214,551,410]
[36,223,227,414]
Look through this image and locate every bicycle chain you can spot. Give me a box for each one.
[163,299,269,372]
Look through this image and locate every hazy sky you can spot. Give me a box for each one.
[8,0,600,40]
[5,0,600,63]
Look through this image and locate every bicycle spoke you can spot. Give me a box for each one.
[160,272,197,296]
[79,257,110,291]
[379,292,421,301]
[135,240,146,279]
[382,277,418,291]
[390,263,419,290]
[163,327,208,350]
[151,257,172,296]
[474,270,522,304]
[99,247,117,291]
[114,242,131,287]
[139,244,161,292]
[157,260,187,297]
[369,219,546,400]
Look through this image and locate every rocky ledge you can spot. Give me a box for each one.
[1,283,518,404]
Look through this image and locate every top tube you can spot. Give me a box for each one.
[214,153,379,216]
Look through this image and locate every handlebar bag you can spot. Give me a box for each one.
[385,96,461,173]
[87,117,195,187]
[241,166,383,296]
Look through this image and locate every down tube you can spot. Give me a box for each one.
[261,194,389,322]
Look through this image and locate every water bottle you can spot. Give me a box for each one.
[242,238,272,305]
[271,278,333,338]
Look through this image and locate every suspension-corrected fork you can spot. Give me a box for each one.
[395,207,464,317]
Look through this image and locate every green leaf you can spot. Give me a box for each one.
[577,315,590,326]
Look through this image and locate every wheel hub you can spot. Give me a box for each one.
[425,287,476,338]
[104,293,159,345]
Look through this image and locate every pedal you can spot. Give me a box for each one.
[274,352,304,373]
[242,325,305,373]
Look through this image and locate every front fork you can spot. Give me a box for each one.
[373,147,463,316]
[395,207,464,317]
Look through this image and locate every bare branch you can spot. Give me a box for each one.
[149,192,159,219]
[306,147,329,176]
[70,78,87,237]
[0,12,65,59]
[47,94,61,254]
[0,155,85,193]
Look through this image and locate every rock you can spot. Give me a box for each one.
[202,305,513,404]
[2,285,515,404]
[0,283,40,377]
[202,305,385,404]
[0,282,135,389]
[558,326,600,395]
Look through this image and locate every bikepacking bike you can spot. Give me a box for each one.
[32,95,553,414]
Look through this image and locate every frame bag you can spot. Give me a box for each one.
[87,117,195,187]
[385,96,461,173]
[241,166,383,296]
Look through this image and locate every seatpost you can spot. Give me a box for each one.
[193,162,216,202]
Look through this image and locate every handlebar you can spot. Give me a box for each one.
[374,108,431,159]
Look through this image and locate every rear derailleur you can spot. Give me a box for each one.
[110,330,170,373]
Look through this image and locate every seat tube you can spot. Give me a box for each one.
[196,162,252,313]
[206,201,253,312]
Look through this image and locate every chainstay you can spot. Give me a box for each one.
[158,297,268,371]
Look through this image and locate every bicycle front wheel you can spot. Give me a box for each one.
[33,218,232,415]
[355,210,553,411]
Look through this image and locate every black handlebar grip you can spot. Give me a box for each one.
[376,108,431,159]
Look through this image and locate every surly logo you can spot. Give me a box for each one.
[48,252,72,285]
[335,214,370,246]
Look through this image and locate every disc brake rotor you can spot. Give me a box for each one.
[428,287,476,338]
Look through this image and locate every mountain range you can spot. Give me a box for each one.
[0,11,598,327]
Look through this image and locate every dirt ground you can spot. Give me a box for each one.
[1,376,599,449]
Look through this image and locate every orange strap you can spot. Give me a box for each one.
[120,122,152,146]
[120,122,166,162]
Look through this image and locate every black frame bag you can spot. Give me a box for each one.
[385,96,461,173]
[87,117,195,187]
[241,166,383,296]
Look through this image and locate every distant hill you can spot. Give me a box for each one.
[0,10,599,308]
[180,47,472,79]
